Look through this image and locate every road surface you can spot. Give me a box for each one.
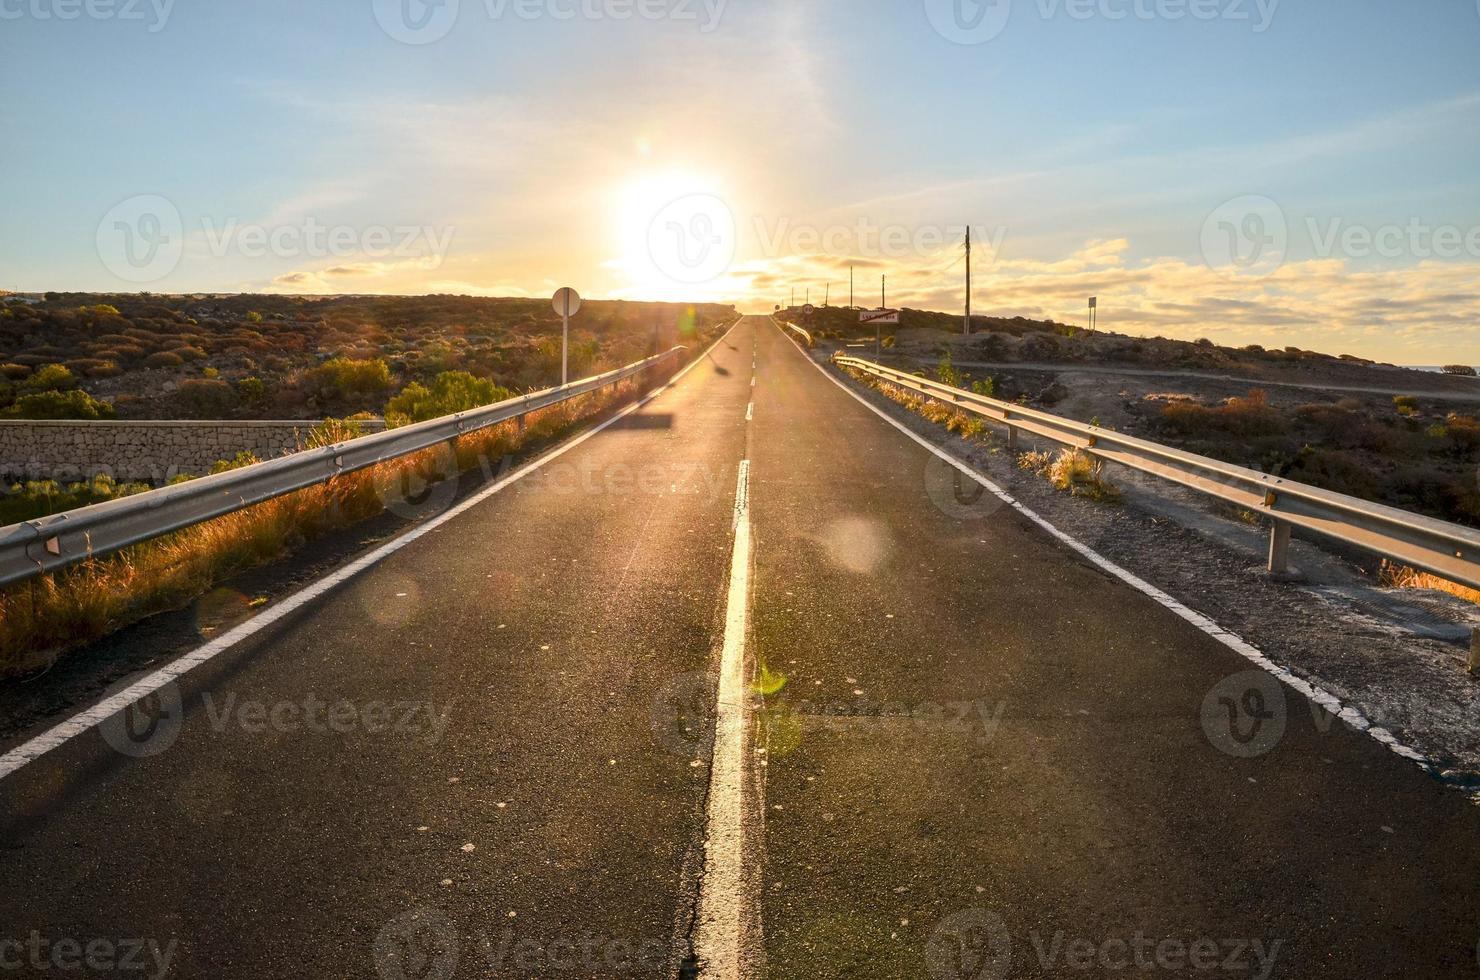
[2,315,1478,979]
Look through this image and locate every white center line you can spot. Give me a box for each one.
[694,459,753,979]
[745,401,753,422]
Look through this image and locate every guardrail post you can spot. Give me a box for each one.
[1007,425,1018,451]
[1267,519,1292,575]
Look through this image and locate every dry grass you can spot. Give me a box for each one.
[842,365,1121,504]
[845,369,988,442]
[1019,448,1123,503]
[0,374,648,678]
[1379,560,1480,606]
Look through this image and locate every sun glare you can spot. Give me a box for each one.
[612,171,739,302]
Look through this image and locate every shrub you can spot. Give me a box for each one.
[210,451,261,474]
[25,363,77,392]
[386,371,514,426]
[177,379,238,417]
[145,351,185,369]
[303,357,394,406]
[237,376,266,404]
[0,475,150,526]
[1020,448,1123,503]
[1441,365,1478,377]
[1160,389,1285,437]
[1432,413,1480,457]
[246,311,264,324]
[4,389,116,420]
[0,364,31,380]
[936,351,962,388]
[1393,395,1419,417]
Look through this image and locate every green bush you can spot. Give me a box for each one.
[210,451,261,474]
[304,358,393,406]
[237,376,266,404]
[4,389,116,419]
[25,363,77,392]
[936,351,963,388]
[177,378,238,417]
[386,371,514,426]
[0,474,150,524]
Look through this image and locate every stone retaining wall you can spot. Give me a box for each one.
[0,419,387,483]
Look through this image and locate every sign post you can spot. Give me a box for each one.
[1088,296,1098,334]
[552,287,582,386]
[859,308,900,358]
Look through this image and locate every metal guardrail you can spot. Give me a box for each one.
[780,321,813,347]
[835,355,1480,591]
[0,348,684,588]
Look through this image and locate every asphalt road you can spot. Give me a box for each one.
[2,315,1479,979]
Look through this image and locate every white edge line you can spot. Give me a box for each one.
[772,318,1434,773]
[694,457,752,980]
[0,321,745,782]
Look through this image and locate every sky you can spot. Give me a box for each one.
[3,0,1480,363]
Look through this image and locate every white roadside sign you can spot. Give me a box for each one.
[860,309,899,325]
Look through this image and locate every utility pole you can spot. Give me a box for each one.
[964,226,972,336]
[824,283,830,308]
[790,286,794,308]
[882,275,886,310]
[850,265,854,308]
[805,287,810,306]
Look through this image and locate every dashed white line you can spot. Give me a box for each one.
[693,459,753,979]
[0,322,744,783]
[745,402,754,422]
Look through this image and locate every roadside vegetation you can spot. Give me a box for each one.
[795,306,1480,531]
[0,294,734,422]
[841,362,1124,505]
[1380,561,1480,606]
[1018,448,1123,503]
[0,475,152,526]
[0,359,682,679]
[830,317,1480,604]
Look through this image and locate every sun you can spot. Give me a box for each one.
[611,171,739,302]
